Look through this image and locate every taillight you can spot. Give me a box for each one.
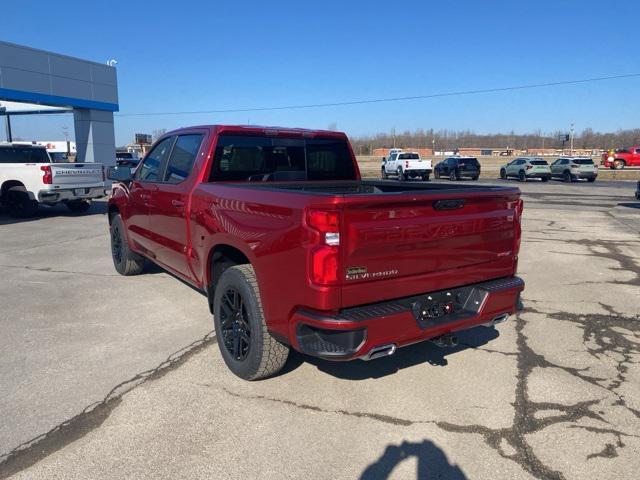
[570,164,579,169]
[513,198,524,272]
[306,209,340,285]
[405,161,409,169]
[526,164,533,170]
[40,165,52,184]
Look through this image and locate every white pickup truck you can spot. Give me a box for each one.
[381,151,433,181]
[0,143,106,217]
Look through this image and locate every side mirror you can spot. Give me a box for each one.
[107,165,133,182]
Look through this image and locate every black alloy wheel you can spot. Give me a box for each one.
[219,288,252,361]
[111,223,123,265]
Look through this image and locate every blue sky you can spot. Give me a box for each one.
[3,0,639,145]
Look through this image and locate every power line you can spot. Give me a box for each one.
[115,73,640,117]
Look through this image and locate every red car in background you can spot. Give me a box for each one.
[602,146,640,169]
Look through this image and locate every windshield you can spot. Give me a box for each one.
[210,135,357,181]
[398,153,419,159]
[0,147,50,164]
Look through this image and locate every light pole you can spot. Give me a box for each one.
[432,138,435,156]
[570,123,574,156]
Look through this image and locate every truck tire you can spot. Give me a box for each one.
[397,167,407,181]
[213,264,289,380]
[422,173,430,181]
[6,187,38,218]
[381,168,388,179]
[613,160,625,170]
[67,199,92,213]
[110,214,145,275]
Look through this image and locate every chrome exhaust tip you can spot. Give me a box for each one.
[362,343,396,361]
[482,313,509,327]
[493,313,509,324]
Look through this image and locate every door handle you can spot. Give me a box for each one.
[171,199,185,208]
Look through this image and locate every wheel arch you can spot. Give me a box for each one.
[0,180,28,202]
[108,204,120,225]
[206,243,252,312]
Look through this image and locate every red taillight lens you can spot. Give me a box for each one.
[405,161,409,168]
[40,165,52,184]
[307,210,339,233]
[311,246,339,284]
[306,209,340,285]
[526,165,533,170]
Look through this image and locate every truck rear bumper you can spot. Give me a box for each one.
[38,186,107,204]
[290,276,524,360]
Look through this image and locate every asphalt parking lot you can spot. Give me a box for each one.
[1,180,639,479]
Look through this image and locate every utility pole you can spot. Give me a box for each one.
[570,123,574,156]
[432,138,435,155]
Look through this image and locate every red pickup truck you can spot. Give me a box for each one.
[107,125,524,380]
[602,146,640,169]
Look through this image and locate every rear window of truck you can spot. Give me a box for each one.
[210,135,357,182]
[0,147,50,164]
[398,153,419,159]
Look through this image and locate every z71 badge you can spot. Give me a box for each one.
[345,266,399,281]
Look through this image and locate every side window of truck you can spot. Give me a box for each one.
[163,134,204,184]
[136,137,175,182]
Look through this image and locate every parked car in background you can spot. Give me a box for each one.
[108,125,524,380]
[0,143,105,217]
[601,146,640,169]
[434,156,481,181]
[550,157,598,182]
[381,151,432,181]
[500,157,551,182]
[116,151,141,172]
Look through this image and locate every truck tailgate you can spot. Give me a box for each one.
[51,163,104,186]
[340,189,521,307]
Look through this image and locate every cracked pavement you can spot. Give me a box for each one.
[1,182,639,479]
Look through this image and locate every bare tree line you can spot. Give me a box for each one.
[349,128,640,154]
